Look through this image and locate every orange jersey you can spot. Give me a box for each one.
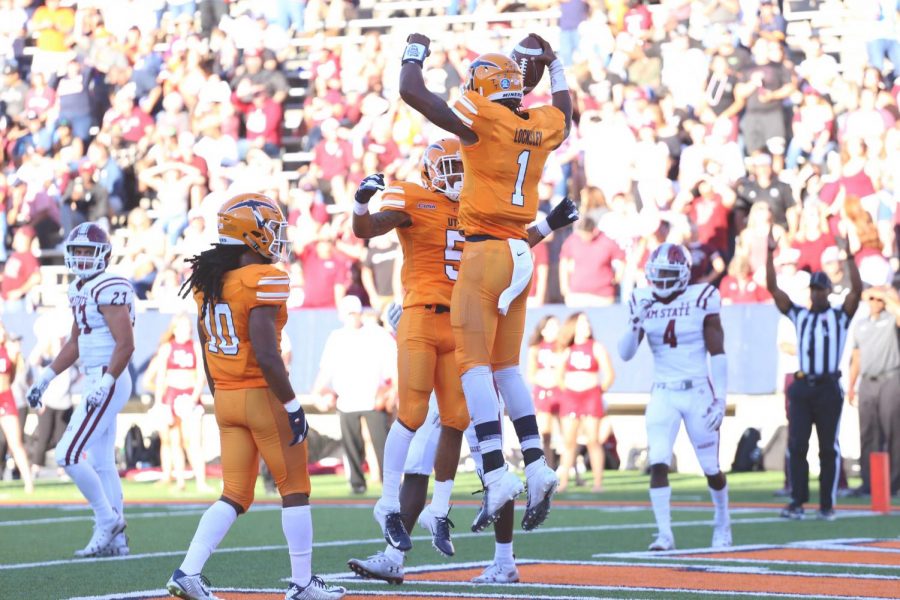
[194,264,289,390]
[380,181,462,308]
[451,90,566,240]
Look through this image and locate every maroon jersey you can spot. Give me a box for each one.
[166,340,197,371]
[565,341,598,373]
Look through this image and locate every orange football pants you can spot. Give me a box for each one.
[214,387,310,512]
[451,239,530,376]
[396,307,470,432]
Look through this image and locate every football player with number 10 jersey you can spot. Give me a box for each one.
[618,243,732,551]
[27,222,135,558]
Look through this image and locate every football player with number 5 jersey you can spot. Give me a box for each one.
[26,222,135,558]
[166,193,344,600]
[617,243,732,551]
[400,32,577,533]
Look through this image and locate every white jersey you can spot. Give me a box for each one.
[632,283,719,384]
[67,272,135,369]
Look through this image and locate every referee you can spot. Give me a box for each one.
[766,229,862,520]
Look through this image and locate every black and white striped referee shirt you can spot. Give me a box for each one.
[787,304,851,376]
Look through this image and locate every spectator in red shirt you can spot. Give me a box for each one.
[687,175,733,257]
[310,118,354,206]
[101,84,154,145]
[297,236,349,308]
[791,204,834,273]
[720,253,772,304]
[560,217,624,306]
[232,86,283,159]
[0,226,41,313]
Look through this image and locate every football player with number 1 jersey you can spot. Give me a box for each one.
[27,223,135,558]
[400,31,577,533]
[618,243,732,551]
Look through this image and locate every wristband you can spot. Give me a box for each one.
[353,201,369,216]
[284,398,301,412]
[99,373,115,388]
[535,219,553,238]
[402,43,428,66]
[548,59,568,94]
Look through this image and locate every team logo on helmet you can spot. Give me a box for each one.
[466,53,524,103]
[646,242,692,299]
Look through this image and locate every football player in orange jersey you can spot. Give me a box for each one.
[166,194,345,600]
[348,138,579,566]
[400,33,575,531]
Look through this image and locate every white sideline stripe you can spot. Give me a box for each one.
[0,505,285,527]
[0,515,819,572]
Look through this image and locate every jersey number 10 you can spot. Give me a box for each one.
[203,303,239,355]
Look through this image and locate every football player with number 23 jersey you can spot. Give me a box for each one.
[27,223,135,558]
[166,194,344,600]
[618,243,732,551]
[399,31,577,534]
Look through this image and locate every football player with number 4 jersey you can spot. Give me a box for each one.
[166,194,344,600]
[618,243,732,551]
[400,32,576,533]
[26,223,135,558]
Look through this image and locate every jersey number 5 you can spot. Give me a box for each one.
[511,150,530,207]
[203,303,239,355]
[444,229,464,280]
[663,319,678,348]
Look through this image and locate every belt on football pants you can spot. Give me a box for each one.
[794,370,841,386]
[653,379,707,391]
[424,304,450,314]
[466,234,502,242]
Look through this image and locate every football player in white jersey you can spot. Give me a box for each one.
[26,222,136,557]
[618,243,731,551]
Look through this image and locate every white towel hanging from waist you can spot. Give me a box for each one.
[497,238,533,316]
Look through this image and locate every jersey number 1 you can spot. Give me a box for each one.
[203,303,239,355]
[511,150,530,207]
[663,319,678,348]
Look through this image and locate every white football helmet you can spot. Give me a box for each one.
[645,242,691,298]
[64,222,111,278]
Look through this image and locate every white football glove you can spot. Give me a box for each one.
[385,302,403,332]
[84,373,115,409]
[703,398,725,432]
[26,367,56,409]
[629,297,654,330]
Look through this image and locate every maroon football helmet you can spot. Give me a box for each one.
[64,222,111,278]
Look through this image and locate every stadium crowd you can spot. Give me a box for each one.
[0,0,899,493]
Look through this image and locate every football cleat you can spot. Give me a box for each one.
[471,561,520,584]
[373,498,412,551]
[472,469,524,532]
[418,504,455,557]
[521,458,559,531]
[96,532,130,557]
[75,514,126,557]
[347,552,404,585]
[649,532,676,551]
[780,503,804,520]
[166,569,222,600]
[711,523,732,548]
[817,508,836,521]
[285,576,346,599]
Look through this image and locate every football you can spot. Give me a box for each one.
[510,34,545,93]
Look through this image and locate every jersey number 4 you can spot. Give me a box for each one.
[203,303,239,355]
[663,319,678,348]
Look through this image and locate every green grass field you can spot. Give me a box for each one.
[2,470,898,600]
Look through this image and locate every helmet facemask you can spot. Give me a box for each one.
[426,154,464,201]
[65,242,110,278]
[646,264,689,298]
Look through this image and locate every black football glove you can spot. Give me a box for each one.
[546,197,580,231]
[287,405,309,446]
[355,173,385,204]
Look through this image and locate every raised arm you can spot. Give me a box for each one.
[530,33,572,138]
[765,227,793,315]
[400,34,477,145]
[841,241,862,318]
[351,173,413,239]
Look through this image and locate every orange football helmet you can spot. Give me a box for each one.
[421,138,463,201]
[217,192,289,261]
[465,53,524,103]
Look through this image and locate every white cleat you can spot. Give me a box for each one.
[74,515,126,557]
[347,551,404,585]
[711,523,732,548]
[96,532,130,556]
[471,469,524,532]
[166,569,222,600]
[284,575,346,599]
[649,532,676,551]
[471,561,520,583]
[522,458,559,531]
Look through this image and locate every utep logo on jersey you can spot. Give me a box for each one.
[646,300,691,319]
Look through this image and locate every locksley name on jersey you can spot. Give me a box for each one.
[645,301,691,320]
[514,128,543,147]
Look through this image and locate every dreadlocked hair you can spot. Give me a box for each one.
[180,244,248,319]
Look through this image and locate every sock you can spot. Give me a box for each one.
[649,487,673,538]
[492,367,534,421]
[94,462,124,517]
[709,484,730,526]
[494,541,514,566]
[384,545,405,564]
[430,479,454,516]
[513,416,543,465]
[282,505,313,588]
[64,462,116,525]
[180,501,238,574]
[381,421,416,508]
